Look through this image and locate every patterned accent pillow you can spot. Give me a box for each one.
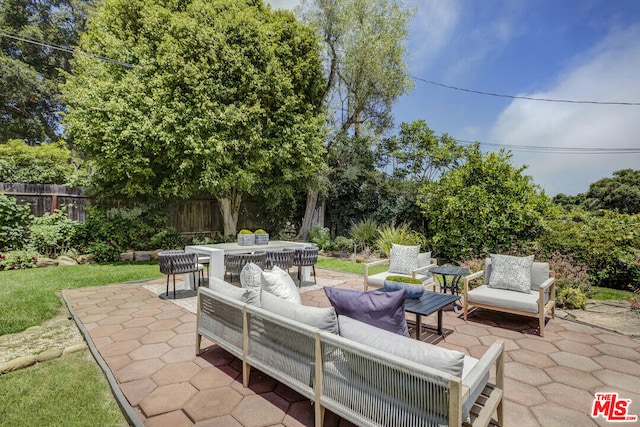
[240,262,262,289]
[388,244,420,275]
[487,254,534,294]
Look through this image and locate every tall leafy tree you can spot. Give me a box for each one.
[62,0,327,235]
[584,169,640,214]
[418,145,554,261]
[295,0,414,239]
[0,0,94,144]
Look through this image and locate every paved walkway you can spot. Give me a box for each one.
[63,269,640,427]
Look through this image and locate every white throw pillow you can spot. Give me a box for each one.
[417,251,432,268]
[488,254,534,294]
[388,243,420,275]
[261,266,301,304]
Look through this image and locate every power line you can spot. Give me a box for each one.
[454,138,640,154]
[412,76,640,106]
[0,33,134,68]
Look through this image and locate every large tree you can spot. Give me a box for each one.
[0,0,94,144]
[418,145,554,261]
[63,0,327,235]
[295,0,414,239]
[585,169,640,214]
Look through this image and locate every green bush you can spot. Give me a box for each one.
[309,226,332,250]
[0,193,32,251]
[238,229,253,234]
[375,223,426,257]
[0,250,39,270]
[541,210,640,290]
[349,218,379,250]
[87,241,121,263]
[556,286,588,310]
[29,208,76,257]
[73,205,182,252]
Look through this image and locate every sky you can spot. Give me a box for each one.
[266,0,640,196]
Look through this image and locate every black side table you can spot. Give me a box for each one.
[430,266,469,313]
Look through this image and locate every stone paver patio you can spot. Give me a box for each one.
[63,269,640,427]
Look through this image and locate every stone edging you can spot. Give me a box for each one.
[0,342,88,374]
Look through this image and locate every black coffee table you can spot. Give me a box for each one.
[404,291,461,339]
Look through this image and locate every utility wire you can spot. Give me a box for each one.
[412,76,640,106]
[455,139,640,154]
[0,33,134,68]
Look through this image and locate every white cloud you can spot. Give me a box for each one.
[490,25,640,196]
[406,0,461,72]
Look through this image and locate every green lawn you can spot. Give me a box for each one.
[316,255,388,275]
[591,286,636,301]
[0,351,128,426]
[0,262,163,336]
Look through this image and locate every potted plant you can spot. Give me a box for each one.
[383,275,425,299]
[254,229,269,245]
[237,229,255,246]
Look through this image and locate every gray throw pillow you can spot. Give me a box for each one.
[324,287,409,337]
[388,243,420,275]
[417,251,432,268]
[487,254,534,294]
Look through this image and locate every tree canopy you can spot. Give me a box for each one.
[62,0,327,234]
[0,0,94,144]
[418,145,554,261]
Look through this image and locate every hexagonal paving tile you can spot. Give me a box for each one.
[190,366,238,390]
[151,361,200,386]
[139,382,198,417]
[129,343,172,360]
[116,358,166,383]
[183,387,243,422]
[549,351,603,372]
[505,362,553,386]
[231,393,289,427]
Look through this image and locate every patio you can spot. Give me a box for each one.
[62,269,640,427]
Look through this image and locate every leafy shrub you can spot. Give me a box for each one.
[0,250,39,270]
[0,193,32,251]
[349,218,379,250]
[556,287,588,310]
[73,205,180,251]
[375,223,426,257]
[309,226,332,250]
[627,284,640,312]
[273,221,297,240]
[334,236,354,256]
[541,210,640,290]
[29,208,76,256]
[88,241,121,263]
[238,229,253,234]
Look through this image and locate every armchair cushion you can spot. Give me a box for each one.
[487,254,534,294]
[466,285,550,313]
[388,244,420,275]
[324,287,409,337]
[417,251,432,268]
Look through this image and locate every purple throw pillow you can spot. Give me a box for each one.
[324,287,409,337]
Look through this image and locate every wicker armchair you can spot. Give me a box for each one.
[225,251,267,282]
[266,249,296,273]
[158,251,204,299]
[293,246,319,286]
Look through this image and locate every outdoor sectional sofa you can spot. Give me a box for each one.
[196,277,505,427]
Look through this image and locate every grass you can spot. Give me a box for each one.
[0,262,163,336]
[591,286,636,301]
[0,351,127,426]
[316,255,388,275]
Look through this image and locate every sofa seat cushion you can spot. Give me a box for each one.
[467,285,549,314]
[367,271,434,288]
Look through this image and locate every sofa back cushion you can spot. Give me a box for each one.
[209,277,258,304]
[337,315,464,378]
[261,291,338,334]
[324,287,409,337]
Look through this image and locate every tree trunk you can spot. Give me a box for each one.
[217,191,241,236]
[296,188,322,241]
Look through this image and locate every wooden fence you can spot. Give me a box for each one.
[0,183,262,236]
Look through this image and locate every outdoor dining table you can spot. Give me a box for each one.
[184,240,311,289]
